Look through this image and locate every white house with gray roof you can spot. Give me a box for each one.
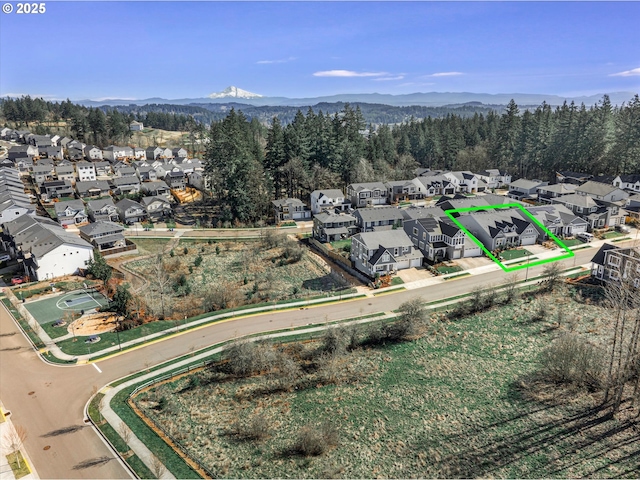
[351,230,423,277]
[310,189,351,215]
[272,198,311,223]
[613,174,640,194]
[54,199,88,226]
[76,161,96,182]
[2,214,94,281]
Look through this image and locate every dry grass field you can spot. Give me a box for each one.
[134,284,640,478]
[126,238,348,319]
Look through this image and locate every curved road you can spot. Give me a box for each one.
[0,246,609,479]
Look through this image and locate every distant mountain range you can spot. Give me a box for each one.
[76,87,637,108]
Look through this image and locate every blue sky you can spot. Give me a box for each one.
[1,2,638,100]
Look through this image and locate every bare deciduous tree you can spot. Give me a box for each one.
[149,454,166,479]
[2,424,27,468]
[118,422,132,447]
[152,254,171,319]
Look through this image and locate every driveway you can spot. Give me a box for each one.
[396,267,430,283]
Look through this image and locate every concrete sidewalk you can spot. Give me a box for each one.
[0,401,39,480]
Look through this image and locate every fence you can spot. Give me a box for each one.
[309,238,372,284]
[101,240,138,258]
[128,360,217,479]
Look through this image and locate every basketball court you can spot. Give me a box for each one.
[24,289,109,325]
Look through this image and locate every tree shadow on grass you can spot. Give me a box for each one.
[72,456,114,470]
[411,380,640,478]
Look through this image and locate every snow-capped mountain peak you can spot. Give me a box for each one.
[208,86,263,99]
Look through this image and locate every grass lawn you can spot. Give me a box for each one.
[390,277,404,285]
[6,452,30,479]
[436,265,463,274]
[129,238,171,255]
[133,286,638,478]
[560,238,585,247]
[602,231,623,239]
[500,248,532,261]
[329,239,351,251]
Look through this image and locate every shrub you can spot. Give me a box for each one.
[215,245,220,255]
[170,249,174,257]
[232,413,270,441]
[183,246,189,255]
[322,326,348,356]
[194,254,203,267]
[225,341,277,377]
[539,334,604,389]
[292,422,338,457]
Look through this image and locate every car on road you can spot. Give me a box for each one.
[10,277,24,285]
[577,232,594,242]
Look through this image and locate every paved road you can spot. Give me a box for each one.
[0,245,617,479]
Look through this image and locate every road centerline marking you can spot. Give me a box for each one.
[92,363,102,373]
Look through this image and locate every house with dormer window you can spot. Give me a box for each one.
[350,230,423,277]
[456,208,538,252]
[54,200,88,226]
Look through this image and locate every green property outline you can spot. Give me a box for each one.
[443,203,574,272]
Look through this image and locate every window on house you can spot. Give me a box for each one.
[413,227,418,235]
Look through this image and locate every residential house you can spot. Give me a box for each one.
[346,182,388,207]
[133,147,146,160]
[59,137,73,148]
[0,194,34,224]
[129,120,144,131]
[624,194,640,219]
[39,180,74,201]
[32,165,54,184]
[524,204,589,238]
[93,161,112,177]
[15,158,33,174]
[351,230,424,277]
[145,146,164,160]
[443,171,481,193]
[385,180,422,203]
[476,169,512,189]
[164,170,186,191]
[536,183,577,204]
[171,147,188,159]
[1,214,93,281]
[76,161,97,182]
[413,175,457,197]
[67,147,84,161]
[404,213,480,262]
[576,181,628,203]
[103,145,133,162]
[8,145,37,161]
[141,180,171,200]
[613,174,640,194]
[312,211,357,242]
[508,179,548,201]
[67,140,86,152]
[86,198,119,222]
[310,189,351,215]
[111,175,141,195]
[41,146,63,160]
[556,171,593,185]
[85,145,103,161]
[75,180,111,199]
[79,221,126,252]
[141,196,172,220]
[136,165,158,182]
[28,135,53,148]
[352,207,404,233]
[55,164,75,183]
[54,199,88,226]
[272,198,312,223]
[187,171,210,191]
[116,198,147,224]
[50,135,60,146]
[553,193,627,230]
[591,244,640,287]
[113,164,136,177]
[456,208,539,252]
[0,127,12,139]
